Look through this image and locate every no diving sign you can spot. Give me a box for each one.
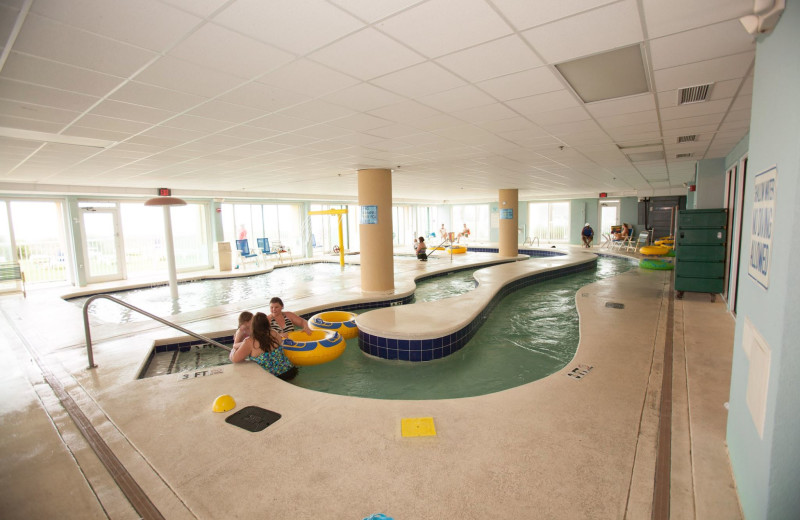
[748,166,777,289]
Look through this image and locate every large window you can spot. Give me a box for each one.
[528,202,570,243]
[452,204,489,242]
[222,202,304,254]
[7,200,69,283]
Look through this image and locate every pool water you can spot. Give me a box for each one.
[145,256,636,399]
[73,263,359,323]
[292,256,635,399]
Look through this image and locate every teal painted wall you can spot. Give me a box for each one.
[696,158,726,209]
[569,198,599,245]
[727,2,800,519]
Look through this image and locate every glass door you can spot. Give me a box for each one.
[599,200,620,239]
[81,205,125,283]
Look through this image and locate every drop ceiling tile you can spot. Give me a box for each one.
[309,28,425,81]
[369,100,441,124]
[76,114,152,134]
[419,85,496,112]
[135,56,247,98]
[32,0,202,52]
[0,115,63,133]
[169,23,295,80]
[186,100,267,124]
[477,66,565,101]
[258,59,360,99]
[162,114,235,133]
[376,0,512,58]
[586,93,655,118]
[61,126,132,142]
[506,90,579,117]
[641,0,752,39]
[326,112,392,132]
[277,100,354,123]
[491,0,619,31]
[0,78,99,112]
[329,0,422,23]
[596,109,657,129]
[660,98,731,120]
[545,118,603,136]
[653,52,755,92]
[371,62,465,99]
[247,113,316,132]
[14,14,158,77]
[650,20,755,71]
[323,83,404,112]
[0,99,80,124]
[160,0,229,18]
[481,116,542,133]
[0,53,122,97]
[453,103,518,124]
[522,0,643,64]
[110,81,208,112]
[88,99,174,125]
[436,35,543,82]
[605,121,661,139]
[661,113,723,130]
[214,0,363,55]
[217,82,309,112]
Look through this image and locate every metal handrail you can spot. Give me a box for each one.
[83,294,231,369]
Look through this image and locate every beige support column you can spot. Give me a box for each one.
[498,189,519,257]
[358,169,395,293]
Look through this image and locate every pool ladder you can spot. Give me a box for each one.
[82,294,231,370]
[523,236,540,247]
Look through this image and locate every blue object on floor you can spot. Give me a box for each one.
[363,515,394,520]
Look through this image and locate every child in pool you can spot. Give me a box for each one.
[233,311,253,346]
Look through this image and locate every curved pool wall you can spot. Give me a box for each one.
[356,248,597,362]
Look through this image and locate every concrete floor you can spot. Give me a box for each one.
[0,245,742,519]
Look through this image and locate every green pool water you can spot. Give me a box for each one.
[144,256,636,399]
[290,255,635,399]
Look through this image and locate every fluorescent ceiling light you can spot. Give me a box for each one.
[556,45,649,103]
[0,127,116,148]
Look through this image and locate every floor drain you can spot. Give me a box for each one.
[567,364,593,380]
[225,406,281,432]
[605,302,624,309]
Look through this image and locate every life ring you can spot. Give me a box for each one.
[432,246,446,251]
[448,245,467,254]
[639,245,670,256]
[654,239,674,247]
[639,258,674,270]
[309,310,359,339]
[282,329,345,366]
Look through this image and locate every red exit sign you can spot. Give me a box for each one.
[158,188,171,196]
[599,192,607,198]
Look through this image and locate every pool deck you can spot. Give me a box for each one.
[0,244,742,519]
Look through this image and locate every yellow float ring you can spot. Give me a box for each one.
[654,239,674,247]
[432,246,446,251]
[448,245,467,254]
[640,245,670,256]
[309,310,359,339]
[282,329,345,366]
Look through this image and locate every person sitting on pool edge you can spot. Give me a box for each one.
[415,236,427,261]
[230,312,298,380]
[268,296,313,340]
[581,223,594,248]
[233,311,253,344]
[456,223,470,243]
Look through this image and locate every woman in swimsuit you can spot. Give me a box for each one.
[229,312,298,380]
[268,297,313,340]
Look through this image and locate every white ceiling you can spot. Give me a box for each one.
[0,0,757,203]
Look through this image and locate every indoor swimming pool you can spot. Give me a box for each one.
[143,256,637,399]
[72,262,360,323]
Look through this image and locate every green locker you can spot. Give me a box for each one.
[675,209,727,298]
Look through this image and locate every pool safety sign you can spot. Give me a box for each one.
[361,205,378,224]
[748,166,777,289]
[500,208,513,219]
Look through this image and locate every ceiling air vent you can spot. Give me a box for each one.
[677,135,696,143]
[678,84,712,105]
[676,153,693,158]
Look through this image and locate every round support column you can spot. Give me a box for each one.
[498,189,519,257]
[358,169,395,293]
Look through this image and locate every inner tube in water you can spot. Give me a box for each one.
[639,258,674,270]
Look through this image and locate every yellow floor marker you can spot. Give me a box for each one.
[401,417,436,437]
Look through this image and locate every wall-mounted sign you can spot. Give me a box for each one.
[360,205,378,224]
[599,192,607,198]
[158,187,171,196]
[748,166,777,289]
[500,208,513,219]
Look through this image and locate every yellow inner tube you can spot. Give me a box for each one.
[640,245,670,256]
[654,239,674,247]
[448,245,467,254]
[309,310,359,339]
[282,329,345,366]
